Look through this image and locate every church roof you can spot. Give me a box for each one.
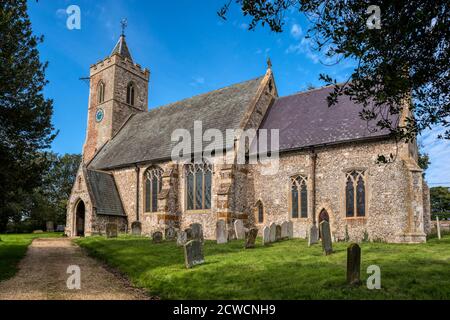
[84,169,125,216]
[257,85,394,152]
[111,35,133,62]
[89,76,265,169]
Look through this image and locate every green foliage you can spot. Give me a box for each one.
[218,1,450,141]
[0,232,62,281]
[418,152,430,175]
[430,187,450,214]
[0,0,56,232]
[78,235,450,299]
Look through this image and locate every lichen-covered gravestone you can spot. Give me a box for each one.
[308,224,319,246]
[106,223,118,238]
[319,221,333,255]
[152,231,163,243]
[347,243,361,286]
[184,240,204,269]
[190,223,204,242]
[262,226,270,245]
[176,230,188,246]
[287,221,294,239]
[281,221,289,239]
[131,221,142,236]
[269,223,276,243]
[275,225,282,241]
[245,228,258,249]
[234,220,245,240]
[165,227,176,241]
[216,220,228,244]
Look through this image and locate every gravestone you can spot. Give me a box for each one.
[346,243,361,286]
[319,221,333,255]
[185,227,193,241]
[152,231,163,243]
[287,221,294,239]
[308,225,319,246]
[184,240,204,269]
[165,227,177,241]
[32,230,43,234]
[269,223,276,243]
[216,220,228,244]
[228,228,236,241]
[262,226,270,245]
[281,221,289,239]
[190,223,204,242]
[436,216,441,240]
[46,221,54,232]
[106,223,118,238]
[275,225,282,241]
[131,221,142,236]
[234,220,245,240]
[176,230,188,246]
[245,228,259,249]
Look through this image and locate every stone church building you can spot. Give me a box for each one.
[65,35,431,243]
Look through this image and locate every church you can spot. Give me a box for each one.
[65,34,431,243]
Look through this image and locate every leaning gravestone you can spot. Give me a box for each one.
[275,225,282,241]
[216,220,228,244]
[319,221,333,255]
[269,223,276,243]
[436,216,441,240]
[287,221,294,239]
[165,227,177,241]
[281,221,289,239]
[308,224,319,246]
[131,221,142,236]
[190,223,204,242]
[262,226,270,245]
[152,231,163,243]
[106,223,118,238]
[176,230,188,246]
[234,220,245,240]
[347,243,361,286]
[245,228,259,249]
[184,240,204,269]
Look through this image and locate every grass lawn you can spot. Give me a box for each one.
[76,235,450,300]
[0,233,63,282]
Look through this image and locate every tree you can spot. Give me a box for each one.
[430,187,450,214]
[218,1,450,144]
[0,0,56,232]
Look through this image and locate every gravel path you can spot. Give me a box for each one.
[0,238,150,300]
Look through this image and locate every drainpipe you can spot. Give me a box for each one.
[135,164,140,221]
[310,149,317,226]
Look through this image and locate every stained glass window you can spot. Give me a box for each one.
[291,175,307,218]
[345,170,366,217]
[144,167,163,213]
[186,161,212,210]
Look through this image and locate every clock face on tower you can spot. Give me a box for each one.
[95,108,104,123]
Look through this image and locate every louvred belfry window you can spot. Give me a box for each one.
[126,82,135,106]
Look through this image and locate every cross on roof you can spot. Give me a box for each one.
[120,18,128,36]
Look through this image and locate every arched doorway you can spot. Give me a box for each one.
[318,209,330,239]
[75,200,85,237]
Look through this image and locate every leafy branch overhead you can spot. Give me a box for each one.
[218,0,450,144]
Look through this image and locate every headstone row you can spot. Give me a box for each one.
[262,221,293,245]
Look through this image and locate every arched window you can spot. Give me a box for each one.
[97,81,105,104]
[345,170,366,217]
[126,82,135,106]
[291,175,308,218]
[144,167,163,213]
[256,201,264,224]
[185,161,212,210]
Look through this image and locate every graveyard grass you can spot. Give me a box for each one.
[0,233,63,282]
[76,234,450,300]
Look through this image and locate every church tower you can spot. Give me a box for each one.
[83,31,150,163]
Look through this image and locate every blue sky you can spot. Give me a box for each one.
[28,0,449,186]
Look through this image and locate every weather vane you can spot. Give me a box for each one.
[120,18,128,36]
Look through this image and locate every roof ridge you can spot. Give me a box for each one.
[145,75,265,116]
[278,82,347,100]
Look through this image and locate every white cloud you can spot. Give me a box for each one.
[290,24,302,39]
[55,8,66,19]
[190,76,205,87]
[286,37,319,63]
